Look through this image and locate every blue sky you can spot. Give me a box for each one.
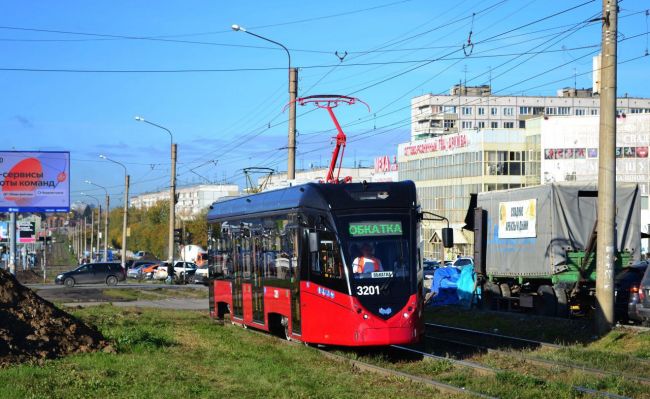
[2,0,649,205]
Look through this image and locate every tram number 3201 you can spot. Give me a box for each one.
[356,285,380,295]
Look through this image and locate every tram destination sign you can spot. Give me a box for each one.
[349,221,403,237]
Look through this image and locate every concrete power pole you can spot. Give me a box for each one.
[169,144,177,262]
[595,0,618,335]
[104,194,109,262]
[122,174,130,268]
[288,67,298,180]
[9,212,16,275]
[90,207,94,258]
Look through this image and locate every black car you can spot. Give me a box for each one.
[614,261,648,323]
[55,262,126,288]
[636,265,650,324]
[423,260,440,280]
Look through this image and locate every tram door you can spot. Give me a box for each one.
[289,228,303,335]
[232,233,244,319]
[252,236,264,323]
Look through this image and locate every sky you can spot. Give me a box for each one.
[2,0,649,206]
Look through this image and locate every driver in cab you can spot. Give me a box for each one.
[353,243,383,274]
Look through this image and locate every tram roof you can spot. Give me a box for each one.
[207,181,416,222]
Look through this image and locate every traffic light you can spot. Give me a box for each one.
[184,231,193,244]
[173,228,182,245]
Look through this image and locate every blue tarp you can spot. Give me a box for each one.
[429,267,460,305]
[457,265,478,308]
[428,265,479,307]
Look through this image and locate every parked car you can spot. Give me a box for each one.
[615,261,649,323]
[126,261,157,279]
[133,251,158,261]
[55,262,126,287]
[141,262,162,280]
[193,266,210,285]
[423,260,441,280]
[636,265,650,325]
[154,261,198,281]
[453,257,474,268]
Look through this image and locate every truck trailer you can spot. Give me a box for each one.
[470,182,640,317]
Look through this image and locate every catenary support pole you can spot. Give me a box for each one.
[595,0,618,335]
[8,212,16,275]
[104,194,109,262]
[169,144,177,262]
[288,67,298,180]
[122,174,130,268]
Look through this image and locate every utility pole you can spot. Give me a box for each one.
[122,174,130,268]
[90,207,94,259]
[83,216,87,259]
[595,0,618,335]
[96,205,101,262]
[288,67,298,180]
[104,194,109,262]
[169,143,177,262]
[8,213,16,275]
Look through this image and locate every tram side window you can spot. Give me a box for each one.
[312,231,343,280]
[277,230,294,281]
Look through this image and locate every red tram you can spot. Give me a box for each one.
[207,181,424,346]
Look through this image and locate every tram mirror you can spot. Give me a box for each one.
[441,227,454,248]
[309,232,318,253]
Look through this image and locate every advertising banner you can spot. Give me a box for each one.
[498,199,537,239]
[18,221,35,244]
[0,151,70,212]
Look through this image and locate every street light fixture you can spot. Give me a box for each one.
[99,155,130,269]
[85,180,109,262]
[134,116,177,263]
[231,24,297,180]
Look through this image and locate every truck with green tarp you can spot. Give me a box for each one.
[469,182,640,317]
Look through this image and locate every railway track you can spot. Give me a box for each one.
[226,322,496,398]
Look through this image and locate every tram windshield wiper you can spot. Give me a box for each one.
[379,278,393,294]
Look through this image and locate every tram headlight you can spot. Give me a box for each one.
[363,314,369,319]
[403,312,410,318]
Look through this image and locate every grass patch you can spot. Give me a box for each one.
[0,306,445,398]
[102,286,208,302]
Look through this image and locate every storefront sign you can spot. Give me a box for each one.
[374,155,398,173]
[18,221,36,244]
[402,134,468,157]
[498,199,537,239]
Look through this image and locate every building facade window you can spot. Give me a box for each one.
[461,121,473,129]
[491,107,498,116]
[478,107,485,115]
[590,108,599,115]
[462,106,472,115]
[444,119,455,129]
[545,107,557,115]
[558,107,571,115]
[503,107,514,116]
[478,121,485,129]
[575,108,586,115]
[504,122,514,129]
[490,121,498,129]
[443,106,457,113]
[519,107,531,115]
[518,120,526,128]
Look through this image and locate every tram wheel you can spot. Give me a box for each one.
[281,316,291,341]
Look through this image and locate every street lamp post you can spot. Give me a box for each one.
[81,192,100,261]
[231,24,297,180]
[85,181,109,262]
[100,155,130,269]
[134,116,176,262]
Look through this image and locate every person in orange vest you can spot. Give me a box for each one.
[352,243,383,274]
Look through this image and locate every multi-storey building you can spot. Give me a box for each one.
[129,184,240,220]
[411,84,650,141]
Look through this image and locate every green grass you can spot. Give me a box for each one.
[102,287,208,301]
[0,306,447,399]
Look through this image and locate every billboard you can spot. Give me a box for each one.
[0,151,70,212]
[0,221,7,242]
[18,221,35,244]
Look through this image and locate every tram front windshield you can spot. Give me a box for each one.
[345,221,410,283]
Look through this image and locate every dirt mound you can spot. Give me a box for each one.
[14,270,44,285]
[0,269,108,366]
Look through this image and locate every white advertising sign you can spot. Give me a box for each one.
[498,199,537,239]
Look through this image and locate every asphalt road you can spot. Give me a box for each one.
[27,281,208,311]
